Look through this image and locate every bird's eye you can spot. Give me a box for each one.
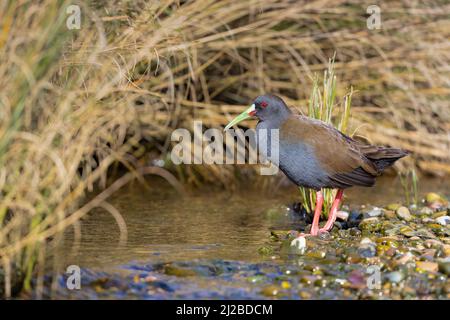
[260,101,268,108]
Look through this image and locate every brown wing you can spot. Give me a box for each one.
[280,116,379,188]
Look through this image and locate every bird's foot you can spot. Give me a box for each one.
[296,229,330,238]
[296,233,313,238]
[318,226,332,233]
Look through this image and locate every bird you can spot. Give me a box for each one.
[224,94,409,236]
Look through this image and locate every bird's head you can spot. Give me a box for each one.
[224,94,291,130]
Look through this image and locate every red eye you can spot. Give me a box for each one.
[260,101,268,108]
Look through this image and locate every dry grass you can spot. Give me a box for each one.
[0,0,449,297]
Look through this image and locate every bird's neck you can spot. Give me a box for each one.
[260,108,292,129]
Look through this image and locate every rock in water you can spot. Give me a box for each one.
[367,207,383,217]
[436,216,450,226]
[290,236,307,255]
[396,206,413,221]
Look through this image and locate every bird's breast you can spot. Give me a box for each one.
[256,122,330,189]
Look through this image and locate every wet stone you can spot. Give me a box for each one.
[384,210,396,220]
[336,210,349,221]
[419,207,434,216]
[358,238,377,258]
[385,271,404,283]
[258,245,275,256]
[416,261,439,273]
[396,206,413,221]
[163,265,197,277]
[260,285,281,297]
[300,275,318,285]
[386,203,402,211]
[305,250,327,259]
[422,217,435,224]
[393,252,415,267]
[359,217,382,232]
[426,193,448,207]
[366,207,383,218]
[415,228,437,239]
[437,258,450,275]
[298,290,312,299]
[290,236,307,255]
[435,216,450,226]
[443,244,450,257]
[399,226,415,237]
[432,211,447,219]
[314,278,328,288]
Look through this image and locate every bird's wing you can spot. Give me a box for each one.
[280,116,379,188]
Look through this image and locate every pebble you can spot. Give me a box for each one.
[359,217,381,232]
[258,245,274,255]
[384,210,396,219]
[443,244,450,257]
[437,258,450,275]
[396,206,413,221]
[163,265,197,277]
[414,228,436,239]
[261,285,281,297]
[281,281,291,289]
[336,210,349,221]
[435,216,450,226]
[306,250,327,259]
[393,252,415,267]
[422,217,434,224]
[419,207,434,216]
[399,226,415,237]
[298,290,312,299]
[424,239,443,249]
[385,271,404,283]
[386,203,401,211]
[426,192,447,206]
[416,261,439,273]
[300,275,318,285]
[358,238,377,258]
[432,211,447,219]
[367,207,383,217]
[290,236,306,255]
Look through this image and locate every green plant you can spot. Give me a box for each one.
[399,168,419,207]
[299,56,354,216]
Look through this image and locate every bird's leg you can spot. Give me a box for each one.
[308,190,324,236]
[319,189,344,233]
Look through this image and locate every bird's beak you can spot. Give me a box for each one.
[224,104,256,131]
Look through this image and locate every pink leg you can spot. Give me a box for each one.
[319,189,344,233]
[298,190,323,237]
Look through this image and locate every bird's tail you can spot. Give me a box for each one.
[361,146,410,172]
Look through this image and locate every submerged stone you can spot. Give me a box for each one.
[260,285,281,297]
[305,250,326,259]
[258,245,275,256]
[163,265,197,277]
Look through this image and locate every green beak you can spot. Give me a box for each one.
[224,104,256,131]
